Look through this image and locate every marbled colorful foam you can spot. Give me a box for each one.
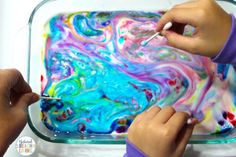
[41,11,236,135]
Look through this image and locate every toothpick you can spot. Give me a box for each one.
[140,22,172,46]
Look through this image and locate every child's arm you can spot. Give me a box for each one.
[124,106,197,157]
[0,69,39,156]
[211,15,236,66]
[156,0,236,66]
[124,1,235,156]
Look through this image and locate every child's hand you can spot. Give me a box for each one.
[0,69,39,156]
[128,106,197,157]
[157,0,232,57]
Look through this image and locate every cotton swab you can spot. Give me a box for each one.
[187,118,193,125]
[140,22,173,46]
[40,96,61,101]
[187,118,199,125]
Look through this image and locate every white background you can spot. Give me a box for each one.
[1,0,236,156]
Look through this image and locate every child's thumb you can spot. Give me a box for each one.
[15,92,39,110]
[162,30,198,54]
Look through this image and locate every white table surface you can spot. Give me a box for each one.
[1,0,236,156]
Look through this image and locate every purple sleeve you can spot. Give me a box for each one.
[123,138,147,157]
[211,15,236,66]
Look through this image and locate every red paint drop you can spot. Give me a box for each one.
[62,112,67,119]
[116,126,127,133]
[78,124,86,132]
[129,82,139,89]
[168,79,176,86]
[56,117,62,122]
[41,75,44,81]
[143,89,153,101]
[227,112,235,120]
[230,120,236,126]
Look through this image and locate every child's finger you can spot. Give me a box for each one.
[166,112,189,137]
[0,69,32,96]
[130,111,147,127]
[13,92,39,110]
[141,106,161,123]
[162,30,199,54]
[175,124,195,155]
[156,8,198,32]
[169,23,185,35]
[171,0,197,9]
[152,106,176,124]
